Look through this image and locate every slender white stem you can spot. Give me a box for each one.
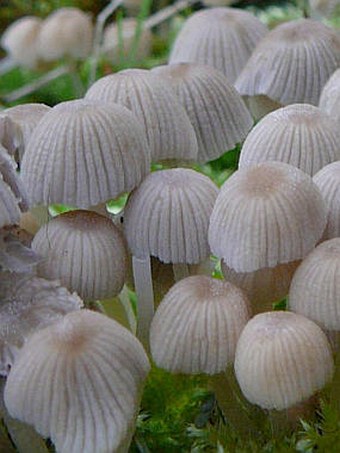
[88,0,124,87]
[133,255,154,348]
[172,263,190,282]
[0,57,16,76]
[119,284,137,334]
[144,0,200,30]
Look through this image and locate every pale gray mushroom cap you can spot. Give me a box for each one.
[0,173,21,229]
[150,275,251,374]
[313,161,340,239]
[37,7,93,61]
[235,19,340,106]
[21,99,151,208]
[0,272,83,377]
[0,115,22,158]
[234,311,334,410]
[289,238,340,331]
[31,210,128,302]
[151,63,253,163]
[239,104,340,175]
[4,309,150,453]
[169,7,267,84]
[208,161,327,272]
[124,168,219,264]
[86,69,198,162]
[319,69,340,126]
[1,16,42,68]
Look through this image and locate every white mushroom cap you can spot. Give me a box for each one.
[124,168,219,264]
[37,7,93,61]
[151,62,253,163]
[0,272,83,376]
[32,210,128,302]
[86,69,198,162]
[209,161,327,272]
[4,309,150,453]
[289,238,340,331]
[1,16,42,68]
[235,19,340,106]
[313,161,340,239]
[234,311,334,410]
[238,104,340,175]
[319,69,340,126]
[21,99,151,208]
[150,275,251,374]
[169,7,267,84]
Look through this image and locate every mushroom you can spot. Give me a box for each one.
[4,309,150,453]
[238,104,340,175]
[151,62,253,163]
[319,69,340,127]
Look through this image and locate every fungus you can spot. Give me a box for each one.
[238,104,340,175]
[151,62,253,163]
[4,309,150,453]
[208,161,327,272]
[319,69,340,127]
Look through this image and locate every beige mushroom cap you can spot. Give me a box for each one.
[37,7,93,61]
[209,161,327,272]
[234,311,334,410]
[235,19,340,106]
[32,210,128,302]
[289,238,340,331]
[239,104,340,175]
[21,99,151,208]
[169,7,267,84]
[86,69,198,162]
[151,62,253,163]
[1,16,42,68]
[319,69,340,126]
[124,168,219,264]
[4,309,150,453]
[150,275,251,374]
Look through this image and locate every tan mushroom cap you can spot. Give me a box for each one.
[169,7,267,84]
[150,275,251,374]
[86,69,198,162]
[32,210,128,302]
[4,309,150,453]
[234,311,334,410]
[124,168,219,264]
[21,99,151,208]
[313,161,340,239]
[239,104,340,175]
[151,63,253,163]
[1,16,42,68]
[319,69,340,126]
[37,7,93,61]
[289,238,340,331]
[235,19,340,106]
[208,161,327,272]
[0,272,83,376]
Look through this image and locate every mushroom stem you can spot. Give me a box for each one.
[119,284,137,334]
[144,0,200,30]
[133,255,154,349]
[172,263,189,282]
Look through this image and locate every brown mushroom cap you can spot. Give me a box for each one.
[235,19,340,106]
[150,275,251,374]
[31,210,128,301]
[208,161,327,272]
[234,311,334,410]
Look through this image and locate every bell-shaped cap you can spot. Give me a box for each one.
[150,275,251,374]
[152,63,253,163]
[239,104,340,175]
[21,99,151,208]
[86,69,198,162]
[0,173,21,229]
[169,7,267,84]
[289,238,340,331]
[319,69,340,126]
[313,161,340,239]
[1,16,42,68]
[234,311,334,410]
[124,168,218,264]
[209,161,327,272]
[235,19,340,106]
[4,309,150,453]
[32,210,128,301]
[0,272,83,376]
[37,7,93,61]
